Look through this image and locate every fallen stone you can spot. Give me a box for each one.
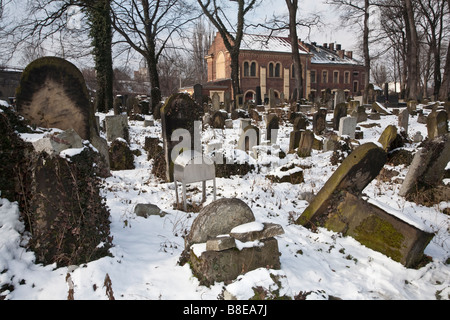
[230,222,284,242]
[206,236,236,251]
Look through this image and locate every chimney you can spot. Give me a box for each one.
[346,51,353,59]
[323,43,327,48]
[337,50,345,59]
[329,43,334,51]
[336,44,341,50]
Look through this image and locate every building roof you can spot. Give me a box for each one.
[238,33,310,55]
[305,42,363,66]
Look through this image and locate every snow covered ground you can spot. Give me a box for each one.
[0,103,449,300]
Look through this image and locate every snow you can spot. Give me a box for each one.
[230,221,265,234]
[0,102,449,300]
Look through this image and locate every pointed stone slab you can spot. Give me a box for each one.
[296,143,387,228]
[230,222,285,242]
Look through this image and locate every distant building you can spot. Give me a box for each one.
[192,32,366,104]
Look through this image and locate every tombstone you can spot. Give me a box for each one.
[399,133,450,198]
[348,100,360,115]
[407,100,417,113]
[291,88,298,102]
[184,198,283,286]
[378,125,398,152]
[427,110,448,140]
[289,130,302,153]
[161,93,203,182]
[193,84,203,106]
[372,101,392,115]
[313,108,327,135]
[293,113,308,131]
[239,119,252,133]
[224,91,231,111]
[211,92,220,111]
[105,114,129,142]
[16,56,96,141]
[255,86,262,105]
[398,108,409,134]
[297,130,314,157]
[268,88,276,109]
[413,131,423,143]
[333,102,348,130]
[352,105,367,123]
[236,94,244,109]
[334,89,346,107]
[225,119,233,129]
[237,125,260,155]
[338,116,357,139]
[265,113,279,145]
[211,110,226,129]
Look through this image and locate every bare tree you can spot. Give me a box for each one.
[328,0,372,103]
[196,0,258,101]
[439,0,450,101]
[191,18,214,84]
[111,0,198,112]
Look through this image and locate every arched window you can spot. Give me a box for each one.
[216,51,225,79]
[250,62,256,77]
[243,61,250,77]
[275,63,281,77]
[268,62,274,77]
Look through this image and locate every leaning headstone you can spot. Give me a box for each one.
[398,108,409,134]
[399,133,450,197]
[289,130,302,153]
[378,125,398,152]
[372,101,392,115]
[427,110,448,140]
[161,93,203,182]
[338,116,357,139]
[16,56,96,141]
[296,143,387,228]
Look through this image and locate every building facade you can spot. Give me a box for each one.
[203,32,366,104]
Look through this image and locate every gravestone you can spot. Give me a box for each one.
[293,113,308,131]
[193,84,203,106]
[236,94,244,109]
[333,102,348,130]
[296,143,387,228]
[378,125,398,152]
[338,116,357,139]
[334,89,345,107]
[265,113,279,145]
[297,130,314,157]
[427,110,448,140]
[16,56,96,141]
[211,110,226,129]
[399,133,450,197]
[212,92,220,111]
[313,108,327,135]
[237,125,260,154]
[255,86,262,105]
[268,88,276,108]
[224,91,231,111]
[105,114,129,142]
[161,93,203,182]
[398,108,409,134]
[289,130,302,153]
[352,105,367,123]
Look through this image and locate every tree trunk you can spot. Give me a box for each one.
[404,0,419,100]
[230,49,241,101]
[88,0,114,114]
[438,0,450,101]
[362,0,370,104]
[286,0,303,100]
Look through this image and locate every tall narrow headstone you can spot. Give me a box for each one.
[427,110,448,140]
[338,116,357,139]
[313,108,327,135]
[212,92,220,111]
[398,108,409,134]
[193,84,203,106]
[333,102,348,130]
[255,86,262,105]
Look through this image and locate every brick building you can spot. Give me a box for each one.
[201,32,366,104]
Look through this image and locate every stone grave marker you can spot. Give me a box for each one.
[265,113,279,145]
[161,93,203,182]
[212,92,220,111]
[334,89,345,107]
[105,114,129,142]
[338,116,357,139]
[297,129,314,157]
[193,83,203,106]
[333,102,348,130]
[16,56,96,141]
[313,108,327,135]
[237,125,260,155]
[268,88,276,108]
[255,86,262,105]
[398,108,409,134]
[427,110,448,140]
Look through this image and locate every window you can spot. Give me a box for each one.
[216,51,225,79]
[353,80,359,93]
[344,71,350,84]
[333,71,339,84]
[268,62,281,77]
[250,62,256,77]
[310,70,316,84]
[322,71,328,83]
[243,61,249,77]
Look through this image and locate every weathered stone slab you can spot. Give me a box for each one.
[296,143,387,227]
[338,116,357,139]
[378,125,398,151]
[427,110,448,140]
[134,203,166,218]
[372,101,392,115]
[333,102,348,130]
[297,130,314,157]
[186,198,255,246]
[190,238,281,286]
[32,129,84,155]
[230,222,284,242]
[399,133,450,197]
[324,192,433,267]
[105,114,129,142]
[206,235,236,251]
[16,57,95,140]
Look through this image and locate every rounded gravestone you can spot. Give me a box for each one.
[186,198,255,246]
[16,56,94,140]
